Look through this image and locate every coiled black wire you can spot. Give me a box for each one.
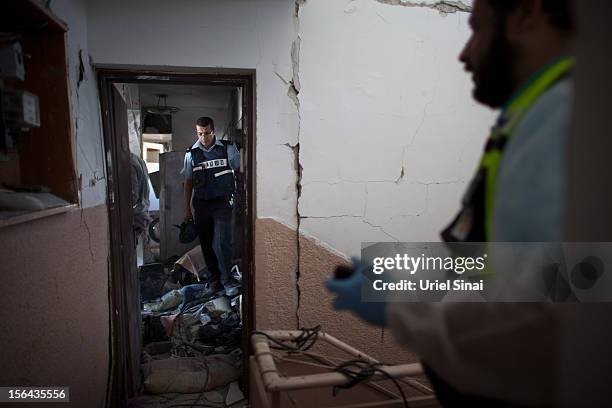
[333,359,409,408]
[252,326,410,407]
[251,325,321,353]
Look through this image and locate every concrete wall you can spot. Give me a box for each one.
[0,1,110,406]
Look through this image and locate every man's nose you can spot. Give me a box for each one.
[458,38,471,65]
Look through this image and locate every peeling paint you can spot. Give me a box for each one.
[290,38,301,93]
[285,141,303,327]
[373,0,472,14]
[287,85,300,110]
[77,49,86,89]
[395,167,405,184]
[295,144,303,328]
[302,215,363,220]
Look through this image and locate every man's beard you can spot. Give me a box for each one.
[473,26,516,109]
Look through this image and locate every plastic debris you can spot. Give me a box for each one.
[143,289,183,312]
[225,381,245,406]
[140,248,244,399]
[142,354,240,394]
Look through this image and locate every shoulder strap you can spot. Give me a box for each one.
[219,140,232,163]
[189,147,205,164]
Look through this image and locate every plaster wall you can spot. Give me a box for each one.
[0,1,110,405]
[0,205,110,407]
[52,0,107,209]
[85,0,300,225]
[85,0,494,258]
[81,0,498,368]
[298,0,495,256]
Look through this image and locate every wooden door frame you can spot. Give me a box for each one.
[97,65,257,405]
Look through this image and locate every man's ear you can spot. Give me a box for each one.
[506,0,546,43]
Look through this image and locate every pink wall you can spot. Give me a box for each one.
[0,204,110,407]
[255,218,418,365]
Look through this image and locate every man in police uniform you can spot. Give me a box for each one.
[327,0,574,405]
[183,116,240,296]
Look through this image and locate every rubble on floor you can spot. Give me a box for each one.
[143,353,240,394]
[138,249,245,406]
[225,381,245,406]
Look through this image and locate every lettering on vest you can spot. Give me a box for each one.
[201,158,227,169]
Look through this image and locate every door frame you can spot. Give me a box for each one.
[97,65,257,405]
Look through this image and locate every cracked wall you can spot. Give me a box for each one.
[86,0,303,331]
[298,0,495,257]
[0,1,111,405]
[373,0,472,14]
[54,0,107,209]
[87,0,300,226]
[83,0,496,356]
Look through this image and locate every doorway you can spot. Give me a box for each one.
[97,65,256,406]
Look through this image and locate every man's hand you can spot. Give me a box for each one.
[326,258,387,327]
[185,210,193,222]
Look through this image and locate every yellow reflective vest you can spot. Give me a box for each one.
[442,56,574,242]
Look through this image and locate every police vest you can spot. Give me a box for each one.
[189,141,236,200]
[442,56,574,242]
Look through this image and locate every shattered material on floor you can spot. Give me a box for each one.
[133,250,245,407]
[128,388,246,408]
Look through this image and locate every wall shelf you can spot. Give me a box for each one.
[0,0,78,205]
[0,204,78,229]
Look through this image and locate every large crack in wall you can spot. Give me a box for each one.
[291,0,304,329]
[373,0,472,14]
[286,0,471,331]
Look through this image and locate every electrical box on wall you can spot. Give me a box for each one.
[2,89,40,128]
[0,41,25,81]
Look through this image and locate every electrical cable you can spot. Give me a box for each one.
[251,325,321,353]
[333,359,410,408]
[253,326,412,407]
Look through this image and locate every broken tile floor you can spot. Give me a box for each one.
[130,252,246,407]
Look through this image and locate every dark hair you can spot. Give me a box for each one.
[196,116,215,130]
[486,0,573,32]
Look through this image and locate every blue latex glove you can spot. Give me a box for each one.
[325,258,387,327]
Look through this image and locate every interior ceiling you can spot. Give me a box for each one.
[139,83,236,108]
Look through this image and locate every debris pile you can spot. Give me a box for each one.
[135,246,245,407]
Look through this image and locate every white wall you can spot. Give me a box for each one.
[52,0,107,209]
[298,0,495,255]
[85,0,299,225]
[85,0,495,256]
